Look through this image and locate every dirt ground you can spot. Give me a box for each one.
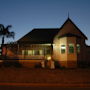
[0,67,90,84]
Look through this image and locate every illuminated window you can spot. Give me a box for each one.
[28,50,33,55]
[77,44,80,53]
[69,44,74,53]
[61,45,66,54]
[33,50,43,55]
[22,50,44,55]
[22,50,28,55]
[0,49,2,52]
[39,50,43,55]
[22,50,24,55]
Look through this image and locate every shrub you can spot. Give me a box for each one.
[54,61,61,69]
[35,63,41,68]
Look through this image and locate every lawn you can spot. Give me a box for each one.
[0,67,90,84]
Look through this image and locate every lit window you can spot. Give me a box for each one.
[0,49,2,52]
[61,45,66,54]
[39,50,43,55]
[77,44,80,53]
[69,44,74,53]
[28,50,33,55]
[22,50,25,55]
[22,50,28,55]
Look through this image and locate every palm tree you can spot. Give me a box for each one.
[0,24,15,57]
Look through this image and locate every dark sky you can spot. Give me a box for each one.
[0,0,90,45]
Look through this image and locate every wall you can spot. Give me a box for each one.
[53,37,68,67]
[67,37,77,68]
[57,20,86,39]
[53,36,78,68]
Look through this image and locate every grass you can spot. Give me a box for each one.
[0,67,90,84]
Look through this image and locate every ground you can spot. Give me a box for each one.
[0,67,90,85]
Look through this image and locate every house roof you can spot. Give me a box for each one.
[58,18,88,39]
[17,28,59,44]
[17,18,88,44]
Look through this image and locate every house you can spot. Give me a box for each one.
[4,18,90,68]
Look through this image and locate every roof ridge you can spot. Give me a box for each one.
[59,18,87,39]
[33,28,59,30]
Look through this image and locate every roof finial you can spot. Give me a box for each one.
[68,12,70,19]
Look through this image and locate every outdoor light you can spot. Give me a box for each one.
[47,56,51,60]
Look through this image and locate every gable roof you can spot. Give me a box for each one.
[57,18,88,39]
[17,28,59,44]
[17,18,87,44]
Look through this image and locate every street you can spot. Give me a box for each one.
[0,86,90,90]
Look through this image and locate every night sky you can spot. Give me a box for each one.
[0,0,90,45]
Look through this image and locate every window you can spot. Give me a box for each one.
[25,50,28,55]
[33,50,44,55]
[22,50,28,55]
[61,45,66,54]
[33,50,40,55]
[45,49,51,55]
[28,50,33,55]
[77,44,80,53]
[69,44,74,53]
[22,50,44,55]
[39,50,43,55]
[0,49,1,51]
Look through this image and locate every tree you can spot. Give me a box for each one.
[0,24,15,57]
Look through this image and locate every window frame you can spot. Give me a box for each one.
[77,44,80,53]
[68,44,74,54]
[61,45,66,54]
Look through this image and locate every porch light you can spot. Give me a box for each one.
[47,56,51,60]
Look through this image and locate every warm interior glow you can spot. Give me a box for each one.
[61,45,66,54]
[22,50,43,55]
[47,56,51,60]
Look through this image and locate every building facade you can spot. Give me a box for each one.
[4,18,90,68]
